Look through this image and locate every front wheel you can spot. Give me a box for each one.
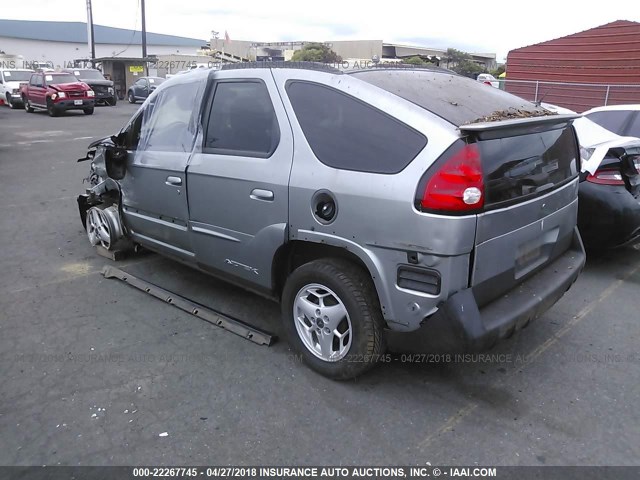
[281,259,385,380]
[6,93,15,109]
[47,99,58,117]
[107,97,117,106]
[84,107,94,115]
[128,91,136,104]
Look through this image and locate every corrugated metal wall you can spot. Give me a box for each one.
[505,20,640,112]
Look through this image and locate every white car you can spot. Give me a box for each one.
[582,104,640,138]
[476,73,499,88]
[0,68,34,108]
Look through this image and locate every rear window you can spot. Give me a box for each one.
[351,69,546,127]
[585,110,633,136]
[286,80,427,174]
[479,126,579,208]
[627,113,640,137]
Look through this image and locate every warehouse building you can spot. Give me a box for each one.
[505,20,640,112]
[0,19,207,69]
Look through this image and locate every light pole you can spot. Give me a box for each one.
[141,0,148,74]
[85,0,96,65]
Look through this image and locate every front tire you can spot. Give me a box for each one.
[84,107,94,115]
[281,259,385,380]
[107,97,117,106]
[128,91,136,104]
[47,99,58,117]
[6,93,15,109]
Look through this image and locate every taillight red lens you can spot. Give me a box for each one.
[420,143,484,213]
[586,168,625,186]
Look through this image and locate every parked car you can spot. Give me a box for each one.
[574,117,640,250]
[127,76,165,103]
[64,68,117,106]
[541,104,640,250]
[583,104,640,138]
[78,64,585,379]
[477,73,499,88]
[22,72,95,116]
[0,68,33,108]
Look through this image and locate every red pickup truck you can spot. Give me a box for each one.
[21,72,95,117]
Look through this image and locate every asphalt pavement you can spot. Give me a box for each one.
[0,102,639,467]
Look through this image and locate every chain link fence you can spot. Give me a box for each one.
[500,79,640,113]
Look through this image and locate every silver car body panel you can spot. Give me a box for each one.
[90,66,582,334]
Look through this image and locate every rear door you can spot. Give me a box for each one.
[186,70,293,290]
[462,118,581,306]
[119,77,206,260]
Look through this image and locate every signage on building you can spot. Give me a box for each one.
[129,66,144,73]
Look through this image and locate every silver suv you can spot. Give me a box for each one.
[78,63,586,379]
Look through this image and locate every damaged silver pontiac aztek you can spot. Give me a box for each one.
[77,63,586,379]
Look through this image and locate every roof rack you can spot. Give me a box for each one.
[220,61,343,74]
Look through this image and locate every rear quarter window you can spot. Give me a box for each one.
[286,81,427,174]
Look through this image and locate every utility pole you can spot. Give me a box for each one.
[141,0,148,74]
[86,0,96,66]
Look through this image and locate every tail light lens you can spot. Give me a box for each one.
[586,168,625,185]
[417,142,484,214]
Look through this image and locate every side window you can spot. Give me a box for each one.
[286,81,427,174]
[204,81,280,157]
[123,111,144,150]
[138,80,206,152]
[29,74,37,86]
[585,111,632,136]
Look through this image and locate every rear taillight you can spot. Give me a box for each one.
[586,168,625,186]
[417,142,484,214]
[483,81,492,86]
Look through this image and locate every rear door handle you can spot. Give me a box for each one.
[250,188,274,201]
[165,176,182,186]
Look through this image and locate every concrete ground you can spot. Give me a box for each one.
[0,101,639,467]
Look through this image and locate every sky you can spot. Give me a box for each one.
[4,0,640,62]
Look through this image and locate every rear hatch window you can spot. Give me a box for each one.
[477,125,579,209]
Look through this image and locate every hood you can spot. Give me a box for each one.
[4,80,27,91]
[50,82,90,92]
[80,78,114,87]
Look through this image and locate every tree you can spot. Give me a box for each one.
[291,43,342,63]
[490,65,506,77]
[403,56,428,66]
[444,47,486,78]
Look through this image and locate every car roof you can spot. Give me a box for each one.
[584,104,640,114]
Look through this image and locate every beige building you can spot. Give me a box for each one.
[210,37,496,70]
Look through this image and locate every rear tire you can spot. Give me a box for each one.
[281,258,385,380]
[6,93,15,109]
[24,97,34,113]
[84,107,94,115]
[128,91,136,104]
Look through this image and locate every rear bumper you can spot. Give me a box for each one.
[387,227,586,353]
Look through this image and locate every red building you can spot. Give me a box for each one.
[505,20,640,112]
